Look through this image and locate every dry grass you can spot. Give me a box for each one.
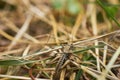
[0,0,120,80]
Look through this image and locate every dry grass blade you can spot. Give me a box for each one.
[0,48,24,57]
[0,0,120,80]
[49,14,59,44]
[97,47,120,80]
[107,47,120,69]
[112,64,120,68]
[87,67,119,80]
[70,72,76,80]
[71,11,84,38]
[88,49,118,78]
[81,65,99,78]
[81,65,119,80]
[0,27,35,44]
[103,45,108,65]
[22,45,31,57]
[8,13,33,50]
[23,46,62,59]
[2,17,39,43]
[0,29,14,41]
[60,68,66,80]
[73,30,120,45]
[27,4,50,25]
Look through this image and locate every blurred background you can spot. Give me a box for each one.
[0,0,120,47]
[0,0,120,80]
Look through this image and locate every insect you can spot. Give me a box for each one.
[52,44,81,80]
[51,30,120,80]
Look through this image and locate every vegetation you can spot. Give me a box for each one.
[0,0,120,80]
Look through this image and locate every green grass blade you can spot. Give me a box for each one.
[96,0,120,27]
[0,59,36,66]
[75,69,83,80]
[73,44,105,54]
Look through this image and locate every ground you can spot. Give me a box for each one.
[0,0,120,80]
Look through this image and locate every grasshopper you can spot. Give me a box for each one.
[52,43,81,80]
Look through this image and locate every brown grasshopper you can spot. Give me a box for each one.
[52,44,81,80]
[52,30,120,80]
